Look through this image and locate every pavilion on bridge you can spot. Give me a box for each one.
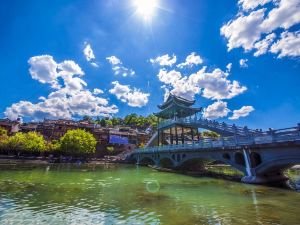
[154,94,202,146]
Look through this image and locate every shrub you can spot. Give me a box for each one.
[3,132,46,154]
[59,129,96,156]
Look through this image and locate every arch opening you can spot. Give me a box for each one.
[250,152,262,168]
[140,157,155,166]
[234,152,245,167]
[222,153,231,160]
[177,158,208,171]
[159,158,174,168]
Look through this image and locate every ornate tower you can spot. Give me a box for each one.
[154,94,202,146]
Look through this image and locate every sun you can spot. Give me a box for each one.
[133,0,158,20]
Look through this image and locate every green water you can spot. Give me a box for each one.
[0,164,300,225]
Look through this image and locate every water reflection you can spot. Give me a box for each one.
[0,164,299,224]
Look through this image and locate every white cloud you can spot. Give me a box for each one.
[238,0,273,11]
[229,105,255,120]
[226,63,232,72]
[90,62,99,68]
[109,81,149,107]
[5,55,118,120]
[221,9,266,51]
[239,59,248,67]
[83,42,95,61]
[5,88,118,121]
[28,55,59,88]
[261,0,300,32]
[270,31,300,58]
[221,0,300,58]
[150,54,177,67]
[157,66,247,101]
[106,56,135,77]
[93,88,104,95]
[106,56,122,65]
[58,60,84,77]
[177,52,203,68]
[203,101,231,120]
[83,42,99,68]
[157,69,182,85]
[254,33,276,56]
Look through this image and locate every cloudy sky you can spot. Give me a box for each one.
[0,0,299,129]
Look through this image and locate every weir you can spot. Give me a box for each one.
[127,94,300,184]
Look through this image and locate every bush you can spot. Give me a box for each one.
[0,127,8,152]
[0,127,7,136]
[4,132,46,154]
[46,140,60,153]
[59,129,96,156]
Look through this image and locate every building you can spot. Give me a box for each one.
[0,117,151,154]
[0,118,20,134]
[153,94,202,146]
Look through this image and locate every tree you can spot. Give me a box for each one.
[0,127,8,152]
[59,129,97,156]
[202,131,220,139]
[3,132,46,154]
[82,115,92,123]
[46,140,60,153]
[23,132,46,153]
[100,118,106,127]
[0,127,7,136]
[105,119,113,127]
[124,114,138,127]
[4,132,26,151]
[111,117,122,126]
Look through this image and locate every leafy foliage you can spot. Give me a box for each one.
[202,131,220,139]
[4,132,46,152]
[0,127,7,136]
[93,114,157,130]
[59,129,97,155]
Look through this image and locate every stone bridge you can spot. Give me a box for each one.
[127,125,300,184]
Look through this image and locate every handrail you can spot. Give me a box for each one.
[158,117,299,138]
[133,130,300,154]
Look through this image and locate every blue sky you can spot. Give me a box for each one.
[0,0,299,129]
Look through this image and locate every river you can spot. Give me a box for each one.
[0,163,299,225]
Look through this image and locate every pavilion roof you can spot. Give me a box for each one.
[154,102,202,119]
[158,94,195,110]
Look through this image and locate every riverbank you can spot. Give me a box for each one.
[0,155,121,165]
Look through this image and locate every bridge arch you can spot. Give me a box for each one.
[234,152,246,167]
[140,157,155,166]
[177,158,208,171]
[159,158,174,168]
[250,152,262,168]
[255,157,300,175]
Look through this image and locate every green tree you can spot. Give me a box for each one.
[105,119,113,127]
[124,114,138,127]
[111,117,122,126]
[4,132,26,151]
[3,132,46,153]
[59,129,97,156]
[0,127,8,152]
[100,118,106,127]
[202,131,220,139]
[0,127,7,136]
[23,132,46,152]
[46,140,60,153]
[82,115,93,123]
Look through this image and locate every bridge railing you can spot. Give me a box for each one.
[157,117,258,136]
[134,128,300,153]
